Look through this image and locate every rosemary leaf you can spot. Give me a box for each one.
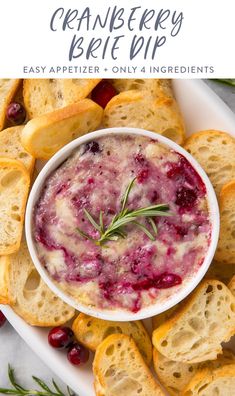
[148,218,158,235]
[76,227,94,241]
[84,209,101,232]
[133,221,155,241]
[121,177,136,213]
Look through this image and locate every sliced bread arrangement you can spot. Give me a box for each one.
[0,78,235,395]
[152,280,235,363]
[103,88,185,144]
[23,78,101,118]
[0,237,75,326]
[72,313,152,365]
[184,129,235,195]
[93,334,164,396]
[0,79,21,131]
[215,181,235,264]
[21,100,103,160]
[0,158,30,255]
[183,364,235,396]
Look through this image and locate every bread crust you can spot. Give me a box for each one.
[72,313,152,365]
[0,158,30,255]
[0,79,21,131]
[182,364,235,395]
[21,99,103,160]
[23,78,101,118]
[152,280,235,363]
[0,255,11,304]
[93,334,164,396]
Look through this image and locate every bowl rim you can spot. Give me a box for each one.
[25,127,220,321]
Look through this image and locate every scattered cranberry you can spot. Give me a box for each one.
[91,80,117,108]
[48,326,74,349]
[137,169,149,183]
[0,311,6,328]
[175,187,197,208]
[67,342,89,366]
[134,153,146,164]
[6,102,26,125]
[85,141,100,154]
[150,190,159,203]
[155,272,182,289]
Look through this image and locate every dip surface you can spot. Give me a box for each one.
[34,134,211,312]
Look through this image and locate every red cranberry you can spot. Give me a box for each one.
[0,311,6,328]
[48,326,74,349]
[132,279,154,291]
[6,102,26,125]
[85,141,100,154]
[137,169,149,183]
[150,190,159,203]
[91,80,117,108]
[155,273,182,289]
[67,342,89,366]
[175,187,197,208]
[134,153,146,164]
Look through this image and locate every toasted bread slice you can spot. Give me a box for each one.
[0,158,30,255]
[2,237,75,326]
[72,313,152,365]
[153,348,200,396]
[152,280,235,363]
[228,276,235,296]
[111,79,173,98]
[103,91,185,144]
[215,181,235,264]
[152,306,179,330]
[153,348,235,396]
[93,334,164,396]
[23,79,101,118]
[21,100,103,160]
[184,130,235,195]
[183,364,235,396]
[0,256,11,304]
[0,126,35,174]
[205,261,235,284]
[0,79,21,131]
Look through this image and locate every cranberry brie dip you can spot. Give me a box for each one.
[34,134,211,313]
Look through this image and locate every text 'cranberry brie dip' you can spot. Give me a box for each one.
[33,134,211,313]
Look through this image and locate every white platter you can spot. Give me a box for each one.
[1,79,235,396]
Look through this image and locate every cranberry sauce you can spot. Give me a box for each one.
[34,135,211,312]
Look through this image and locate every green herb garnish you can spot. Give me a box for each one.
[214,79,235,86]
[0,365,75,396]
[76,177,170,245]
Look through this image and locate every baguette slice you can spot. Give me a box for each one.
[0,256,11,304]
[228,276,235,296]
[215,181,235,264]
[21,100,103,160]
[152,306,179,330]
[184,130,235,195]
[0,79,21,131]
[103,90,185,144]
[0,158,30,255]
[23,79,101,118]
[152,280,235,363]
[153,348,235,396]
[93,334,164,396]
[72,313,152,365]
[111,79,173,98]
[183,364,235,396]
[0,126,35,174]
[205,261,235,284]
[2,237,75,326]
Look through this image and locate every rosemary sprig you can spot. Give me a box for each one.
[0,365,75,396]
[214,79,235,86]
[76,177,171,245]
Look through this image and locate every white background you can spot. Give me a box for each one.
[0,0,234,78]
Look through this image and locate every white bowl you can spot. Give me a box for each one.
[25,127,220,321]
